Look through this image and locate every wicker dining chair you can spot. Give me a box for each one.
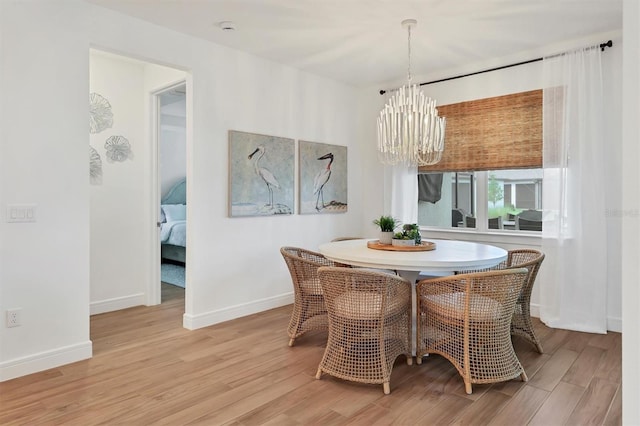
[280,246,339,347]
[416,268,529,394]
[315,266,412,395]
[457,249,546,353]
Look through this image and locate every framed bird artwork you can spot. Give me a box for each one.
[228,130,295,217]
[298,140,348,214]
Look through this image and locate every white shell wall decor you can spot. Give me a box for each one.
[89,92,114,134]
[104,135,132,162]
[90,146,103,185]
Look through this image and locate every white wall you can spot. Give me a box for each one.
[0,0,364,380]
[159,124,186,199]
[89,51,186,315]
[358,32,624,332]
[90,52,146,313]
[0,0,93,380]
[147,70,187,199]
[622,0,640,423]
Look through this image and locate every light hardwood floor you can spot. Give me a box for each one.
[0,284,621,425]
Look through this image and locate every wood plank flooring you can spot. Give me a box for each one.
[0,284,621,425]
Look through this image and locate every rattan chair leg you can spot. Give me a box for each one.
[523,314,544,354]
[512,314,544,354]
[383,382,390,395]
[288,338,295,347]
[464,381,472,395]
[406,356,413,366]
[520,371,528,382]
[315,368,322,380]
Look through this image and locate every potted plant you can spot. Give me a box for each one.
[392,223,421,247]
[373,215,399,245]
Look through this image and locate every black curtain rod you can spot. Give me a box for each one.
[379,39,613,95]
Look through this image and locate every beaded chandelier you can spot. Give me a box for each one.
[377,19,446,166]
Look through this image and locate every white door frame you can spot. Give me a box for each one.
[148,80,187,306]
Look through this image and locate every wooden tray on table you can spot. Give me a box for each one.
[367,240,436,252]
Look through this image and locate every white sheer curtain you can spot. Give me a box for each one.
[540,46,608,333]
[384,165,418,225]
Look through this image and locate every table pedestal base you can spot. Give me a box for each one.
[397,270,419,356]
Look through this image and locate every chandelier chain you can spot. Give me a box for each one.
[407,24,412,83]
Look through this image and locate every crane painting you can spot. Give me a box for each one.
[299,140,348,214]
[249,145,280,207]
[228,131,294,217]
[314,153,333,211]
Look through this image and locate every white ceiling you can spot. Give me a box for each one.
[86,0,622,88]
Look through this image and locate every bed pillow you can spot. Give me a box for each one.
[161,204,186,222]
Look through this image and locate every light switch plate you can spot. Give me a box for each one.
[6,204,37,223]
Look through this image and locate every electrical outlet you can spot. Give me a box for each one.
[6,309,21,328]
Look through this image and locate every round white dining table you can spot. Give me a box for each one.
[318,238,507,283]
[318,238,508,355]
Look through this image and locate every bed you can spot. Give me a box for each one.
[160,178,186,264]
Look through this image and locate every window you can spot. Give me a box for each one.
[418,172,475,228]
[417,90,543,232]
[487,169,542,230]
[418,170,543,232]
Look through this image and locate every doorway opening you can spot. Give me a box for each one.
[89,48,188,317]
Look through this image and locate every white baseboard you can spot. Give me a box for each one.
[530,303,621,333]
[0,341,92,382]
[90,293,145,315]
[183,292,294,330]
[607,317,622,333]
[530,303,540,319]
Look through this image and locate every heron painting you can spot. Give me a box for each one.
[229,131,294,217]
[314,153,333,210]
[249,145,280,207]
[299,140,347,214]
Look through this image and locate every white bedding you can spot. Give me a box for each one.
[160,220,186,247]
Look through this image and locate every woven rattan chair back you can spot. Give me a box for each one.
[505,249,545,352]
[416,268,529,394]
[315,266,412,395]
[455,249,545,353]
[280,247,338,347]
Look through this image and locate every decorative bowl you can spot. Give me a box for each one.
[392,238,416,247]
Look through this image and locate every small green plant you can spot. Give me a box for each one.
[393,223,421,243]
[373,215,399,232]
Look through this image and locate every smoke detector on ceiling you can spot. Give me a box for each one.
[218,21,236,31]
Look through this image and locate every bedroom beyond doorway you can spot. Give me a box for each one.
[158,82,187,300]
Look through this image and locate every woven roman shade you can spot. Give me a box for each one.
[419,90,542,172]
